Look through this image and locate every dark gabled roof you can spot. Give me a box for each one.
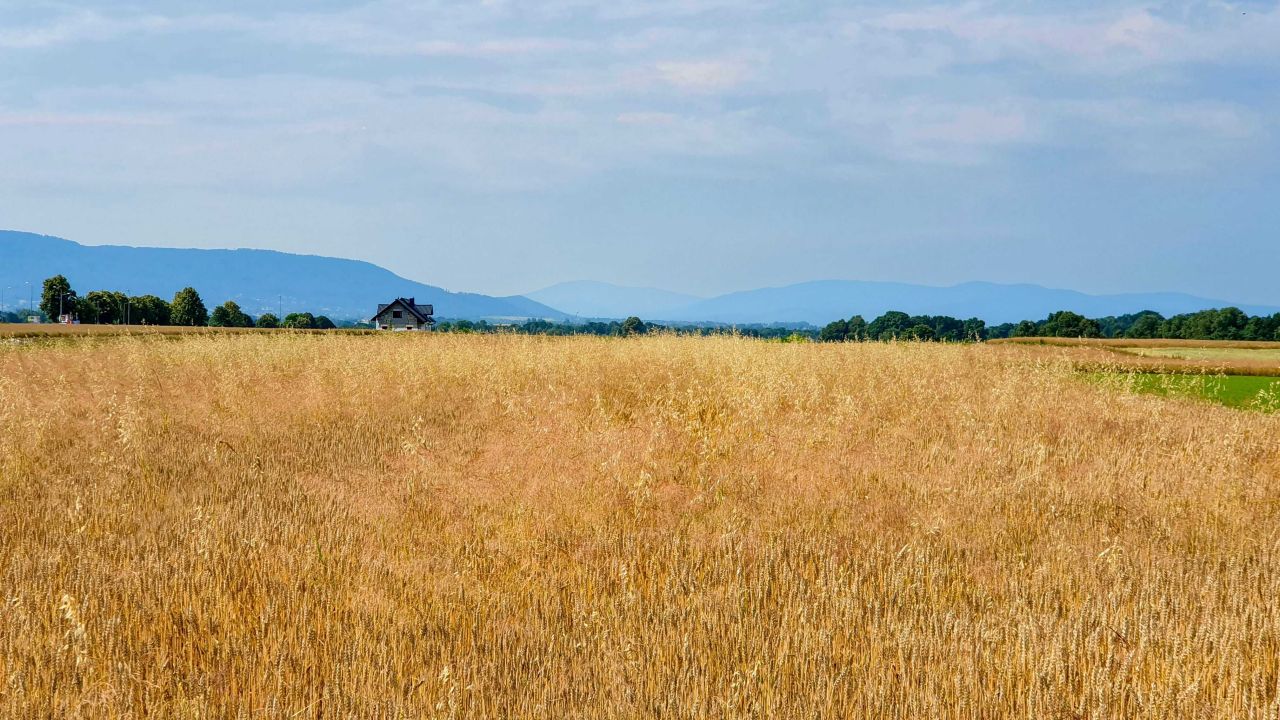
[372,297,435,323]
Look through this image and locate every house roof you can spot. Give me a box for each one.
[372,297,434,323]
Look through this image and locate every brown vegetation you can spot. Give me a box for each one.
[0,323,249,339]
[990,340,1280,377]
[2,333,1278,718]
[992,336,1280,350]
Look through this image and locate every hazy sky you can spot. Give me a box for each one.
[2,1,1277,302]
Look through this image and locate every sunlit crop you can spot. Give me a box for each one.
[2,333,1278,718]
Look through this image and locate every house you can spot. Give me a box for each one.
[372,297,435,330]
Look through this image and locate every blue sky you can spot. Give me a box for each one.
[1,1,1277,303]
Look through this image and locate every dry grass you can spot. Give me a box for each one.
[0,324,372,340]
[991,337,1280,350]
[991,340,1280,378]
[1118,347,1280,364]
[0,323,248,339]
[2,333,1279,718]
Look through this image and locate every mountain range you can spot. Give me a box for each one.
[582,280,1280,326]
[0,231,566,321]
[524,280,702,319]
[3,230,1275,325]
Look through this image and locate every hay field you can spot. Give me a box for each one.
[993,339,1280,378]
[2,333,1279,718]
[1119,346,1280,364]
[0,324,253,341]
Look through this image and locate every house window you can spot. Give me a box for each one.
[392,310,403,319]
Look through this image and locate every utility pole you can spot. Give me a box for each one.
[57,291,74,324]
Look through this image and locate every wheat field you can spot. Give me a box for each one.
[1,333,1278,718]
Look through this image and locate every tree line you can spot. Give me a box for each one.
[987,308,1280,341]
[818,312,987,342]
[817,307,1280,342]
[437,316,814,340]
[17,274,1272,343]
[25,275,337,330]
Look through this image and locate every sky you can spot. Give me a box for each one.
[1,1,1277,303]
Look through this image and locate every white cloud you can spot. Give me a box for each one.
[0,0,1276,192]
[411,37,587,58]
[653,58,751,92]
[861,2,1280,71]
[830,95,1040,164]
[0,112,168,127]
[615,111,678,125]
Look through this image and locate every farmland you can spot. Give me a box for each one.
[1091,372,1280,411]
[1118,346,1280,363]
[2,333,1279,718]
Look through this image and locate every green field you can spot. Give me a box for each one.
[1094,372,1280,411]
[1118,346,1280,363]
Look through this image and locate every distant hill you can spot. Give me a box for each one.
[0,231,568,321]
[525,281,703,319]
[530,279,1278,325]
[660,280,1279,325]
[7,230,1272,326]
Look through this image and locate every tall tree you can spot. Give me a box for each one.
[255,313,280,329]
[170,287,208,326]
[962,318,987,341]
[80,290,130,324]
[867,311,911,340]
[210,300,253,328]
[619,316,648,336]
[845,315,868,340]
[1011,320,1039,338]
[1040,311,1101,338]
[130,295,171,325]
[1125,313,1163,339]
[818,319,850,342]
[282,312,316,329]
[40,275,77,322]
[905,324,935,341]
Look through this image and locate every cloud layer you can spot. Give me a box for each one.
[1,1,1277,301]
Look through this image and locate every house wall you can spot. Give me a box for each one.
[377,305,429,330]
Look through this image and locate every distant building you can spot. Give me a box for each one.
[372,297,434,331]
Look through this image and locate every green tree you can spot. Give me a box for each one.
[619,316,647,336]
[76,294,103,324]
[961,318,987,341]
[170,287,208,326]
[209,300,254,328]
[208,304,230,327]
[1125,312,1164,339]
[1212,307,1248,340]
[80,290,130,324]
[1040,311,1100,338]
[282,312,316,329]
[904,324,935,341]
[867,311,912,340]
[255,313,279,329]
[40,275,77,322]
[1011,320,1039,337]
[846,315,868,340]
[313,315,336,330]
[130,295,171,325]
[818,319,849,342]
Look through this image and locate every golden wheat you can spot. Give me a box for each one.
[1,333,1278,718]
